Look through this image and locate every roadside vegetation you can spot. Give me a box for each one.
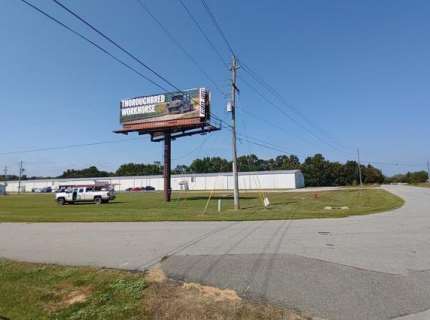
[414,182,430,188]
[0,188,403,222]
[0,259,309,320]
[1,153,387,187]
[385,171,429,185]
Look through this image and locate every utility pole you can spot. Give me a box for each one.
[230,55,240,210]
[18,161,24,194]
[2,166,7,195]
[427,160,430,182]
[163,132,172,202]
[357,148,363,187]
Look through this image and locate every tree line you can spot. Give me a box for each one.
[2,153,427,187]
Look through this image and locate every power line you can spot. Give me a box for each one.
[52,0,182,92]
[19,0,168,91]
[177,0,229,68]
[172,134,210,161]
[20,0,418,172]
[135,0,227,97]
[237,106,321,149]
[20,0,226,127]
[51,0,230,125]
[239,75,350,155]
[237,135,298,157]
[0,138,142,156]
[200,0,236,57]
[188,0,351,155]
[241,63,349,152]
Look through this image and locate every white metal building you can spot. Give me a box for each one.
[4,170,304,192]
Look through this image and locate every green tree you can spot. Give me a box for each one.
[115,163,161,176]
[189,157,231,173]
[363,165,385,184]
[301,154,334,186]
[59,166,112,178]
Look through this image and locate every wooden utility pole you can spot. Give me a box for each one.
[357,149,363,187]
[230,55,240,210]
[163,132,172,202]
[427,160,430,182]
[18,161,24,194]
[2,166,7,195]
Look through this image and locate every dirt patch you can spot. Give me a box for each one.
[63,288,91,306]
[143,278,311,320]
[145,265,167,284]
[183,282,241,303]
[46,285,92,312]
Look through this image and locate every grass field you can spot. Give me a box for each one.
[0,259,306,320]
[0,188,403,222]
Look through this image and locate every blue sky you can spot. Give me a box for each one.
[1,0,429,176]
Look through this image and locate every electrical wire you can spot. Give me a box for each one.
[177,0,229,69]
[172,134,210,161]
[136,0,228,97]
[200,0,236,57]
[19,0,168,91]
[0,138,143,156]
[239,75,351,155]
[241,63,350,152]
[18,1,420,172]
[52,0,182,92]
[20,0,227,130]
[237,106,321,149]
[52,0,231,128]
[185,0,353,156]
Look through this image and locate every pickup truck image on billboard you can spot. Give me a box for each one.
[120,88,209,125]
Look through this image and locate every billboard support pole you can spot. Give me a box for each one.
[163,131,172,202]
[427,160,429,182]
[357,148,363,187]
[230,55,240,210]
[3,166,7,195]
[18,161,24,194]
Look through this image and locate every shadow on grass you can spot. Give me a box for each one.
[176,195,258,201]
[63,201,127,206]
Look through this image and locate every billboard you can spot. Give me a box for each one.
[120,88,210,128]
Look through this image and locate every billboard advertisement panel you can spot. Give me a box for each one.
[120,88,209,126]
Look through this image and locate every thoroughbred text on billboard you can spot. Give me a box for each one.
[120,94,165,117]
[121,94,165,108]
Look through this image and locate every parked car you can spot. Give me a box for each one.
[55,187,115,205]
[143,186,155,191]
[32,187,53,193]
[128,187,143,192]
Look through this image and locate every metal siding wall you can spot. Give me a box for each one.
[4,171,303,192]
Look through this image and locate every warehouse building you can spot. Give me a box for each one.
[4,170,304,192]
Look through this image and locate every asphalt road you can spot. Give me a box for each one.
[0,185,429,319]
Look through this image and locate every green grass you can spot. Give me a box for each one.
[0,188,404,222]
[0,259,147,320]
[0,260,306,320]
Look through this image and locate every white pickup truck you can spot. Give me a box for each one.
[55,186,115,205]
